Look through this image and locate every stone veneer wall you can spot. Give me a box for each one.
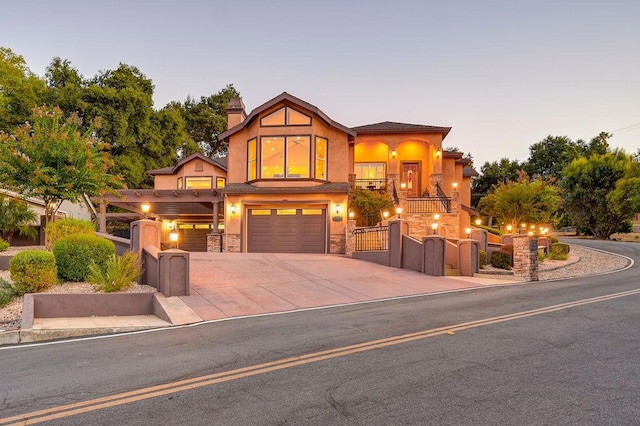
[207,234,222,252]
[225,234,241,253]
[330,234,346,254]
[512,235,539,281]
[404,213,460,240]
[345,220,356,257]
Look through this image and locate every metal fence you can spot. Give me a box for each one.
[354,179,387,191]
[353,225,389,251]
[405,197,451,213]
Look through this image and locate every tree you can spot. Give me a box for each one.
[0,106,123,224]
[471,158,523,206]
[0,195,38,243]
[477,173,560,229]
[561,150,637,239]
[524,135,586,181]
[43,57,85,117]
[167,84,240,157]
[349,188,394,226]
[0,47,47,131]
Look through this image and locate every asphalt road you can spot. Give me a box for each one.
[1,238,639,425]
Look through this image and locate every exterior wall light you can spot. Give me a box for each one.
[435,149,442,159]
[348,210,355,219]
[395,206,403,218]
[400,182,407,189]
[506,224,513,233]
[141,202,150,215]
[383,211,389,219]
[465,227,472,237]
[452,182,458,189]
[333,204,343,221]
[431,222,438,235]
[230,204,237,215]
[167,221,175,230]
[475,218,482,226]
[391,149,397,159]
[433,213,440,221]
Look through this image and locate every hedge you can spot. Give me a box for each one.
[53,234,116,282]
[9,250,58,294]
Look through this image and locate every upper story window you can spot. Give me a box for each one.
[315,137,327,180]
[177,177,183,189]
[248,138,257,180]
[216,177,226,189]
[260,107,311,127]
[261,136,310,179]
[185,176,213,189]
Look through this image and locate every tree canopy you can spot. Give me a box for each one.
[0,106,123,223]
[561,150,639,239]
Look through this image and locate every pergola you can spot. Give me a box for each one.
[94,189,225,232]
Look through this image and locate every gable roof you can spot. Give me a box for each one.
[219,92,357,142]
[148,152,227,176]
[352,121,452,139]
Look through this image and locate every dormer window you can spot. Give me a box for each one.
[261,107,311,127]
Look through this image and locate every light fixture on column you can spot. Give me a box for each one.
[348,210,355,219]
[383,211,389,219]
[465,227,472,237]
[395,206,403,218]
[452,182,458,189]
[230,204,237,215]
[169,228,179,249]
[141,202,150,218]
[400,182,407,189]
[391,149,397,159]
[475,218,482,226]
[167,221,175,230]
[431,222,438,235]
[433,213,440,221]
[506,224,513,233]
[435,149,442,159]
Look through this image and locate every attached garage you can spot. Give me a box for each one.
[247,208,326,253]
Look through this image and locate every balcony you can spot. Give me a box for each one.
[355,178,387,191]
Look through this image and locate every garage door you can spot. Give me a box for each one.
[247,208,326,253]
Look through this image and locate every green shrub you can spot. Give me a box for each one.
[0,239,9,252]
[479,250,488,269]
[491,250,512,270]
[9,250,57,295]
[548,243,570,260]
[538,250,546,262]
[550,237,559,244]
[88,251,142,293]
[53,234,115,282]
[0,278,15,307]
[45,218,95,250]
[478,224,503,236]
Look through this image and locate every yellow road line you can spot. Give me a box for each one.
[3,288,640,425]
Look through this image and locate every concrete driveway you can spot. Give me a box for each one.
[181,253,517,321]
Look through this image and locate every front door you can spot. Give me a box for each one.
[402,162,421,197]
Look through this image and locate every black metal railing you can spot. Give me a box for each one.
[355,179,387,191]
[353,225,389,251]
[405,197,451,213]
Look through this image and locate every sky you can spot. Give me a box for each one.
[2,0,639,167]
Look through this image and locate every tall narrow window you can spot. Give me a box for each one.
[261,137,285,178]
[315,137,327,180]
[177,177,183,189]
[216,177,226,189]
[247,138,257,180]
[286,136,310,178]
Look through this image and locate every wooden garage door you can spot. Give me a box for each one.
[247,208,326,253]
[178,225,210,252]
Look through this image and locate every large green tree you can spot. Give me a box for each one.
[524,135,586,181]
[478,173,561,229]
[0,106,123,223]
[0,47,47,130]
[166,84,239,157]
[561,150,638,239]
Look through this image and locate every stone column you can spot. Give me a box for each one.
[388,220,409,268]
[422,235,445,276]
[513,235,539,281]
[345,219,356,257]
[458,239,479,277]
[130,219,161,258]
[470,229,487,253]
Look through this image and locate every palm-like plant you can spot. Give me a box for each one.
[0,195,39,243]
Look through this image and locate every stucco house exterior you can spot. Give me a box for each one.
[218,92,477,254]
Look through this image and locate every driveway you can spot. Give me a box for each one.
[181,253,516,321]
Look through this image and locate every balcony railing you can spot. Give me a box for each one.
[355,179,387,191]
[353,225,389,251]
[405,197,451,213]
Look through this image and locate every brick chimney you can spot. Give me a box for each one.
[226,97,246,130]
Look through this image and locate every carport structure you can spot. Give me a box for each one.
[95,189,224,251]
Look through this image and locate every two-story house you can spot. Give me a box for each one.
[219,92,476,254]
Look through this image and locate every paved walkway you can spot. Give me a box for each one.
[181,253,521,321]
